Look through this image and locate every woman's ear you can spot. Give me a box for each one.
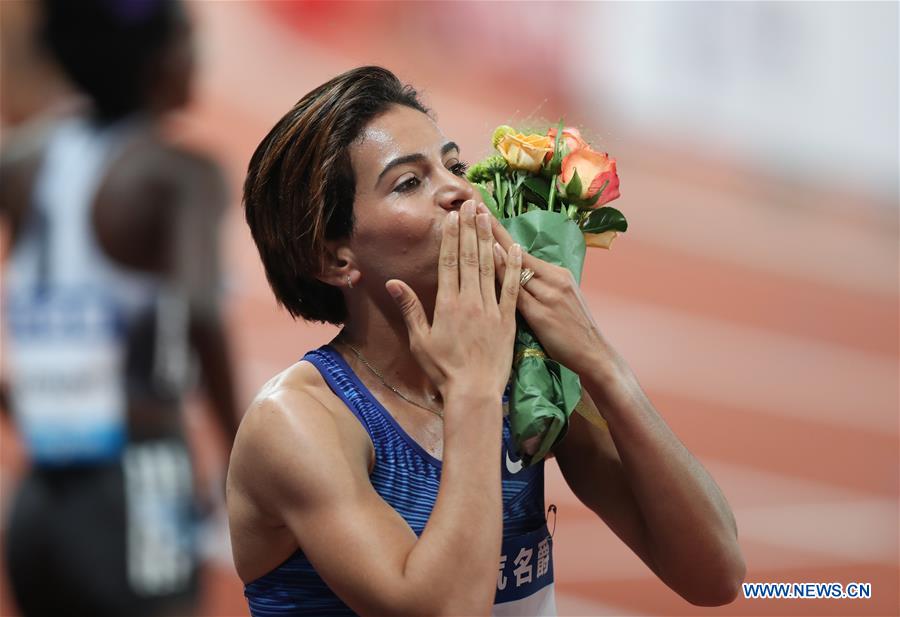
[315,241,359,289]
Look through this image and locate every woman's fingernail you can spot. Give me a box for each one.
[493,242,504,260]
[386,283,402,298]
[476,213,490,230]
[448,211,458,224]
[512,244,522,261]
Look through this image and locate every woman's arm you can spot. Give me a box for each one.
[230,386,504,617]
[557,348,745,606]
[168,153,241,446]
[490,212,745,606]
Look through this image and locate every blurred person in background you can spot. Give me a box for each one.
[0,0,240,615]
[228,66,744,616]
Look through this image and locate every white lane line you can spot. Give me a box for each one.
[620,166,897,297]
[702,459,890,507]
[546,459,898,583]
[545,457,892,515]
[552,496,898,584]
[194,0,897,304]
[707,460,898,566]
[236,283,897,435]
[585,294,899,433]
[738,498,898,566]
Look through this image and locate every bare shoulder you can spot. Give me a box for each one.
[92,134,228,268]
[227,359,377,581]
[112,136,225,198]
[154,141,224,189]
[228,360,373,511]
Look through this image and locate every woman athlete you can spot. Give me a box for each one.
[227,66,745,617]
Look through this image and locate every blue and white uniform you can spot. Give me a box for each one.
[4,117,161,464]
[2,117,198,616]
[244,345,556,616]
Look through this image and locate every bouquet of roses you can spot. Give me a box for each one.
[467,122,627,466]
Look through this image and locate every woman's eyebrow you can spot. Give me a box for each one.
[375,141,460,188]
[376,153,425,187]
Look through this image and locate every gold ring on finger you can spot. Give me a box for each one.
[519,268,535,288]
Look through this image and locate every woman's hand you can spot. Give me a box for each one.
[386,200,523,402]
[486,205,606,377]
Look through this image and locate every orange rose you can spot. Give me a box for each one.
[495,132,554,172]
[558,148,620,207]
[547,126,589,155]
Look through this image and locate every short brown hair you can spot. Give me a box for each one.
[243,66,429,324]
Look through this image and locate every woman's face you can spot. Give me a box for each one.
[346,104,476,308]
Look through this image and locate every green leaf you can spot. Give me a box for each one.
[565,168,582,201]
[522,176,550,206]
[581,207,629,234]
[474,183,500,217]
[523,176,550,198]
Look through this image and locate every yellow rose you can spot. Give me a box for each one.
[495,132,554,172]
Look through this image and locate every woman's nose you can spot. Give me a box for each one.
[435,169,476,211]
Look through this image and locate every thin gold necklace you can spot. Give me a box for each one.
[338,339,444,420]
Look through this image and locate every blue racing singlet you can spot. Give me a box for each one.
[244,345,556,616]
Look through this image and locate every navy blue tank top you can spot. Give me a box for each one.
[244,345,554,616]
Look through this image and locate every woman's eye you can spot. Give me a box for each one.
[393,161,468,194]
[449,161,469,176]
[394,176,420,193]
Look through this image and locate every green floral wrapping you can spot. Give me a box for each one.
[500,210,587,466]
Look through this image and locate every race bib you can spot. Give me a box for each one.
[6,288,127,463]
[493,523,555,614]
